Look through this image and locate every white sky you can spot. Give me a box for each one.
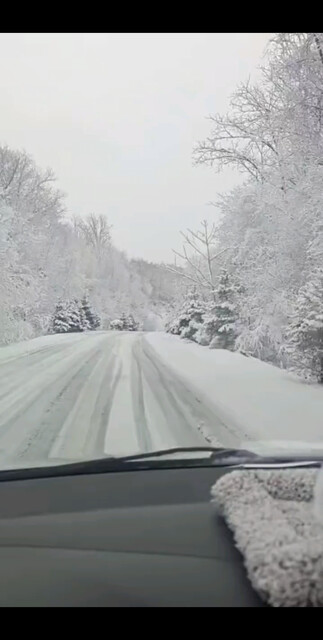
[0,33,272,262]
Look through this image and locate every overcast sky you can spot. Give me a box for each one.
[0,33,272,262]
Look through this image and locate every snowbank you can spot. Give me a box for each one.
[0,331,103,364]
[146,333,323,443]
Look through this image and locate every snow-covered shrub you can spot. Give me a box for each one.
[110,313,139,331]
[235,320,281,363]
[110,319,123,330]
[165,316,182,335]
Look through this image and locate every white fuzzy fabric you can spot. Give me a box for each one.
[211,468,323,607]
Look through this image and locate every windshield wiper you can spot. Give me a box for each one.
[0,446,250,481]
[114,446,237,461]
[0,446,321,482]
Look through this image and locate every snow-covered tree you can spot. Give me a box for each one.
[67,299,84,333]
[109,313,138,331]
[50,302,71,334]
[80,296,100,330]
[167,220,231,302]
[126,314,138,331]
[119,313,129,330]
[75,212,111,247]
[194,307,218,346]
[284,269,323,382]
[166,289,206,341]
[208,270,238,350]
[50,299,85,334]
[110,319,123,330]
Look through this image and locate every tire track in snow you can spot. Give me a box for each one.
[48,337,120,460]
[130,346,153,452]
[0,336,108,434]
[133,337,206,448]
[10,348,105,464]
[0,334,113,465]
[103,334,142,457]
[89,357,122,456]
[141,337,241,447]
[0,342,84,402]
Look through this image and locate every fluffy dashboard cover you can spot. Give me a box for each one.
[211,468,323,607]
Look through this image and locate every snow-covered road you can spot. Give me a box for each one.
[0,331,237,468]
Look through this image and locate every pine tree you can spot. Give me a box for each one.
[50,301,70,334]
[91,310,100,330]
[79,296,91,330]
[284,269,323,382]
[209,270,237,350]
[67,299,84,333]
[120,312,128,331]
[168,289,206,341]
[127,314,138,331]
[195,305,218,346]
[80,295,100,330]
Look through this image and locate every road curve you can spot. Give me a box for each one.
[0,331,234,468]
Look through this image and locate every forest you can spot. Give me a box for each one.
[0,146,181,344]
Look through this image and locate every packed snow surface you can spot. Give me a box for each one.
[0,330,322,470]
[147,333,323,445]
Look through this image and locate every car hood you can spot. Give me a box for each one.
[242,440,323,458]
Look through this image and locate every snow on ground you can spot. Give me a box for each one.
[0,331,93,365]
[0,331,210,467]
[1,329,322,470]
[146,332,323,444]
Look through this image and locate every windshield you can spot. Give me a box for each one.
[1,32,323,473]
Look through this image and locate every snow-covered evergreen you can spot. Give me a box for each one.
[194,309,217,346]
[166,289,206,342]
[110,313,139,331]
[50,298,87,334]
[127,314,138,331]
[51,302,72,334]
[284,270,323,382]
[80,296,100,330]
[68,299,84,333]
[208,270,238,350]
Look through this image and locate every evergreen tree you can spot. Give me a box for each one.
[120,312,128,330]
[127,314,138,331]
[209,270,237,350]
[166,289,205,341]
[91,310,100,330]
[284,269,323,382]
[67,299,84,333]
[50,301,70,334]
[195,306,217,346]
[80,295,100,330]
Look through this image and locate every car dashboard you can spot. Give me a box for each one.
[0,464,264,606]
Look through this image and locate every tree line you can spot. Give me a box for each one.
[0,145,182,345]
[167,34,323,383]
